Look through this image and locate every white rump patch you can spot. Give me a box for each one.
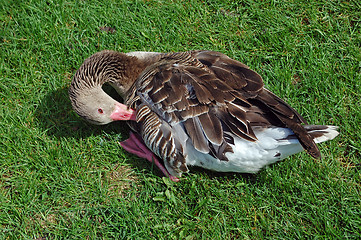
[126,51,161,60]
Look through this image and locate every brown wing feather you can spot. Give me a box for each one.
[183,118,209,153]
[197,113,223,145]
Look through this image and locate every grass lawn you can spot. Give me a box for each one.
[1,0,360,238]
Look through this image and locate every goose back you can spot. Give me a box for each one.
[124,51,320,176]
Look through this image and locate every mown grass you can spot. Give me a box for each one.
[1,0,360,239]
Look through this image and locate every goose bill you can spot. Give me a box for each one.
[110,102,137,121]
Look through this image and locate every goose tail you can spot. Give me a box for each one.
[305,125,339,144]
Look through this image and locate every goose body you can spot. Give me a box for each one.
[69,50,339,179]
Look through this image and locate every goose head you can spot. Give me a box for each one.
[69,50,148,125]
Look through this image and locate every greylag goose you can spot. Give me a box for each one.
[69,50,339,181]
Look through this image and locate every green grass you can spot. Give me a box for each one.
[1,0,360,238]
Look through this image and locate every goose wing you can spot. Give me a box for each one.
[125,51,319,175]
[191,50,320,158]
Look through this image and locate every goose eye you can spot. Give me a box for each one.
[98,108,103,114]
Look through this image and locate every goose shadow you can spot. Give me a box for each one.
[34,85,153,175]
[35,85,258,182]
[35,84,129,139]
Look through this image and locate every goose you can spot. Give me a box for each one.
[69,50,339,181]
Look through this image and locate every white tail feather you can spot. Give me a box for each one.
[309,126,339,144]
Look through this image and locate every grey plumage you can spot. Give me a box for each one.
[69,50,339,177]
